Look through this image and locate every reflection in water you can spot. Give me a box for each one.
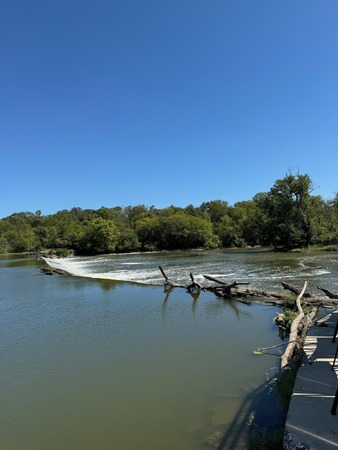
[161,283,257,323]
[0,256,39,268]
[191,296,199,317]
[187,290,201,302]
[161,288,172,319]
[94,278,118,291]
[2,251,338,450]
[204,297,253,321]
[161,287,201,319]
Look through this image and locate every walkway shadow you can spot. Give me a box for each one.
[215,375,285,450]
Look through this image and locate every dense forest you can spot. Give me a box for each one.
[1,173,337,256]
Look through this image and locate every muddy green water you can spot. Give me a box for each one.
[1,250,338,450]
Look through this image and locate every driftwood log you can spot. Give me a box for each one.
[280,281,308,370]
[158,267,338,308]
[202,274,250,298]
[252,282,318,367]
[281,281,312,298]
[186,273,203,293]
[159,266,183,288]
[317,286,338,299]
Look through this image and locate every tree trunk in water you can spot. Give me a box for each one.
[281,281,308,370]
[317,286,338,299]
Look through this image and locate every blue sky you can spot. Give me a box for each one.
[1,0,337,218]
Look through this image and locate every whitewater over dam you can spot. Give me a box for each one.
[42,249,336,292]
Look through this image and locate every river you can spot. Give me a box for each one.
[1,249,338,450]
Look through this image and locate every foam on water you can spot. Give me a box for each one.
[43,257,85,277]
[42,251,336,291]
[43,257,159,284]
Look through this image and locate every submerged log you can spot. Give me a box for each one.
[202,275,292,302]
[202,274,228,285]
[186,273,202,293]
[158,267,338,307]
[202,275,250,298]
[231,285,286,300]
[317,286,338,299]
[229,286,338,307]
[159,266,184,288]
[281,281,312,298]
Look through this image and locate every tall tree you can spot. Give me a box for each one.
[81,218,120,254]
[256,173,314,248]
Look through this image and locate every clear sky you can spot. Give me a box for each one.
[1,0,337,218]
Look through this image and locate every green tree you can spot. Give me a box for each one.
[0,220,12,253]
[199,200,229,223]
[156,211,214,250]
[214,214,243,247]
[41,211,85,250]
[135,216,160,251]
[256,173,314,248]
[229,201,262,247]
[81,218,120,254]
[124,205,156,228]
[135,210,215,250]
[9,224,36,252]
[309,196,338,245]
[116,227,141,252]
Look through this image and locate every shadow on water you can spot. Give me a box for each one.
[214,371,285,450]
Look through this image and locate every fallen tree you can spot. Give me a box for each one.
[281,281,312,298]
[158,266,338,308]
[317,286,338,299]
[280,281,315,370]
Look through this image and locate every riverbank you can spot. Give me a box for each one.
[2,242,337,257]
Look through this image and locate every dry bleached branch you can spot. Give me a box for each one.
[280,281,308,370]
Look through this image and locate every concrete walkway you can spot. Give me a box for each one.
[284,310,338,450]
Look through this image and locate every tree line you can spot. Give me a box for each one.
[1,173,337,255]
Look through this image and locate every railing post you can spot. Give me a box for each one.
[331,315,338,414]
[333,346,338,371]
[331,386,338,415]
[332,319,338,343]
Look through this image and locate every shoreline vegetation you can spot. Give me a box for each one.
[0,173,337,256]
[2,242,338,260]
[2,240,338,259]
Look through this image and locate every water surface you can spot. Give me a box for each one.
[2,250,338,450]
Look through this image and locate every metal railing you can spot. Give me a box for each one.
[331,318,338,415]
[332,318,338,343]
[331,387,338,415]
